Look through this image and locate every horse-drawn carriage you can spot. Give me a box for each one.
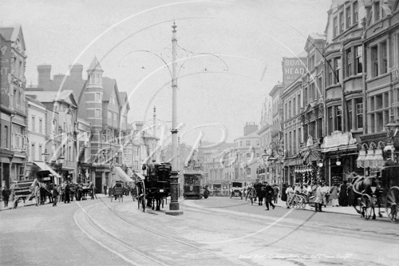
[111,181,124,202]
[350,160,399,223]
[136,162,172,211]
[10,170,55,208]
[230,182,244,199]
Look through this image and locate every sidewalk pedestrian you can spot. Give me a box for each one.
[285,185,294,209]
[52,185,59,207]
[2,186,10,208]
[321,183,330,207]
[330,184,339,207]
[104,185,107,196]
[281,183,288,202]
[272,184,279,204]
[339,181,349,206]
[314,182,323,212]
[264,182,275,210]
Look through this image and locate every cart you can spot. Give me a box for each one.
[111,181,124,202]
[230,182,244,199]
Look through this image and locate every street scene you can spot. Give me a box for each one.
[1,0,399,265]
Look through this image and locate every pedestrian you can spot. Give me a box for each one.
[330,184,339,207]
[281,183,288,202]
[339,181,349,206]
[272,184,279,204]
[285,185,294,208]
[264,182,275,211]
[64,181,70,203]
[52,185,59,207]
[321,183,330,207]
[2,186,10,208]
[104,185,107,196]
[314,182,323,212]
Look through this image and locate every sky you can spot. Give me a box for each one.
[1,0,332,146]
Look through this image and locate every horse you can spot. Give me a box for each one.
[347,173,382,220]
[245,186,257,205]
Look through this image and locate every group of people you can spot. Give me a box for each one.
[249,181,278,211]
[281,180,351,212]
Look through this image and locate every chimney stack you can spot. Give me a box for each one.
[37,64,52,90]
[69,64,83,80]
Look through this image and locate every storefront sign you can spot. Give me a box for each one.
[321,131,357,149]
[282,57,307,88]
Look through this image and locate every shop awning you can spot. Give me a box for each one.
[33,162,61,178]
[301,148,321,164]
[114,167,134,183]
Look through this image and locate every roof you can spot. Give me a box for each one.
[26,96,46,108]
[0,24,26,51]
[235,131,260,140]
[87,57,103,72]
[269,83,283,97]
[119,92,130,111]
[0,28,13,40]
[26,90,77,107]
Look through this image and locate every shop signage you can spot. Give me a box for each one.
[321,131,356,149]
[0,38,11,107]
[282,57,307,88]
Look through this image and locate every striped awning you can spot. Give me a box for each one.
[301,148,321,164]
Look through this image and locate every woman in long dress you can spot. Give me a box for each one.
[314,182,323,212]
[330,185,339,207]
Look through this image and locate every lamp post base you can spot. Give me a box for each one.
[165,210,184,216]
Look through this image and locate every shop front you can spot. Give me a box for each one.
[321,131,359,185]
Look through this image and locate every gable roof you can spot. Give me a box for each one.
[102,77,121,106]
[26,90,78,107]
[119,92,130,111]
[0,24,26,51]
[26,96,46,108]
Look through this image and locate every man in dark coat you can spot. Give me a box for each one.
[64,182,70,203]
[254,182,263,205]
[264,182,275,210]
[339,181,349,206]
[52,185,59,207]
[2,187,10,208]
[281,183,288,202]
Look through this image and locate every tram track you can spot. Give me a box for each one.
[181,199,399,242]
[75,200,253,266]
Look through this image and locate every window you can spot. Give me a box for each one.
[246,140,250,146]
[346,49,352,77]
[90,74,95,84]
[31,143,35,161]
[285,103,288,120]
[95,93,101,102]
[309,54,315,70]
[95,109,100,118]
[298,128,301,148]
[39,145,42,161]
[328,60,333,86]
[347,100,353,130]
[328,107,333,134]
[240,141,242,146]
[339,12,344,33]
[374,1,380,22]
[39,118,42,134]
[336,106,342,131]
[293,129,296,154]
[355,46,363,74]
[353,1,358,24]
[289,100,292,118]
[371,45,378,77]
[333,17,338,37]
[32,116,35,132]
[346,6,351,28]
[367,93,389,133]
[113,113,117,121]
[293,97,296,117]
[356,99,363,129]
[4,125,8,148]
[298,93,301,113]
[335,58,341,83]
[317,77,322,99]
[381,41,387,74]
[304,87,308,104]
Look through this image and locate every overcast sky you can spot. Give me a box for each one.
[1,0,332,146]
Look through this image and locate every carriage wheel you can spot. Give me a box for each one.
[360,194,373,220]
[385,186,399,223]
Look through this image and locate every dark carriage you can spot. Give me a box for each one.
[353,160,399,223]
[141,162,172,211]
[111,181,125,202]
